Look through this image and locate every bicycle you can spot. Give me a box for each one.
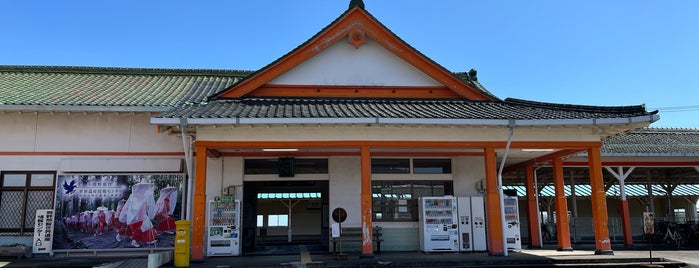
[663,222,686,249]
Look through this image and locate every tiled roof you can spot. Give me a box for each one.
[0,66,499,112]
[159,97,654,121]
[0,65,250,111]
[601,128,699,156]
[503,184,699,197]
[1,66,658,123]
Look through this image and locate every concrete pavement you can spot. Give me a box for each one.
[0,243,696,268]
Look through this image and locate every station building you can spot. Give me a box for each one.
[1,1,696,260]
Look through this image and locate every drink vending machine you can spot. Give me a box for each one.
[207,197,241,256]
[470,196,487,251]
[418,196,459,252]
[457,196,487,252]
[503,195,522,250]
[456,197,472,252]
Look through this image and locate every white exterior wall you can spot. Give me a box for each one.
[0,112,184,174]
[204,157,244,201]
[0,112,182,153]
[453,156,486,197]
[328,156,362,227]
[197,125,603,143]
[205,158,224,199]
[270,38,441,87]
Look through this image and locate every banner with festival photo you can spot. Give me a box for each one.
[52,174,183,250]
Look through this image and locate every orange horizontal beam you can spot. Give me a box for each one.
[195,140,602,150]
[221,151,484,157]
[248,85,461,98]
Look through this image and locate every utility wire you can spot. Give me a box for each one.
[650,105,699,113]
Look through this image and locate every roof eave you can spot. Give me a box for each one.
[1,104,170,113]
[151,114,660,127]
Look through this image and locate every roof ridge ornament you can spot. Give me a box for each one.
[347,27,367,49]
[349,0,365,9]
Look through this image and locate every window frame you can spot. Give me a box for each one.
[244,158,329,175]
[267,214,289,227]
[371,180,453,222]
[0,171,56,235]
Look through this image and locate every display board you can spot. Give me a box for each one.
[33,209,55,254]
[53,174,183,251]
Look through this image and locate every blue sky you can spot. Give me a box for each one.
[1,1,697,128]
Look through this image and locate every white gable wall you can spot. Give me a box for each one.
[269,37,442,87]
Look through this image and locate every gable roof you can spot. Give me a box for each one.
[0,65,250,112]
[601,128,699,156]
[211,5,498,101]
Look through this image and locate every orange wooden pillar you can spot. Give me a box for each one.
[619,199,632,247]
[360,146,374,258]
[525,165,542,248]
[192,146,208,260]
[588,146,614,255]
[552,157,573,251]
[484,147,504,255]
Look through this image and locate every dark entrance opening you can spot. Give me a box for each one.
[242,180,329,255]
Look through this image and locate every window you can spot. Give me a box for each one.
[294,158,328,174]
[0,171,56,235]
[372,180,453,222]
[244,158,328,175]
[257,192,321,199]
[244,159,279,174]
[267,214,289,227]
[371,159,410,174]
[413,159,452,174]
[674,208,686,223]
[371,158,452,174]
[256,215,264,227]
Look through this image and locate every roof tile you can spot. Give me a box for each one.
[602,128,699,155]
[0,66,250,110]
[160,97,654,121]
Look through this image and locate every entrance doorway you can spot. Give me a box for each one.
[242,180,329,254]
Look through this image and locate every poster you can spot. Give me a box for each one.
[643,212,654,235]
[52,174,183,250]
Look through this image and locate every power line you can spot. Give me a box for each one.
[650,105,699,113]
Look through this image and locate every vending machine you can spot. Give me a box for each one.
[503,195,522,251]
[470,196,487,251]
[456,197,472,252]
[418,196,459,252]
[207,197,241,256]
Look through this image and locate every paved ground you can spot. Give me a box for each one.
[0,243,697,268]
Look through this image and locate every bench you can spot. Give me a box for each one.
[0,245,28,259]
[331,226,383,254]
